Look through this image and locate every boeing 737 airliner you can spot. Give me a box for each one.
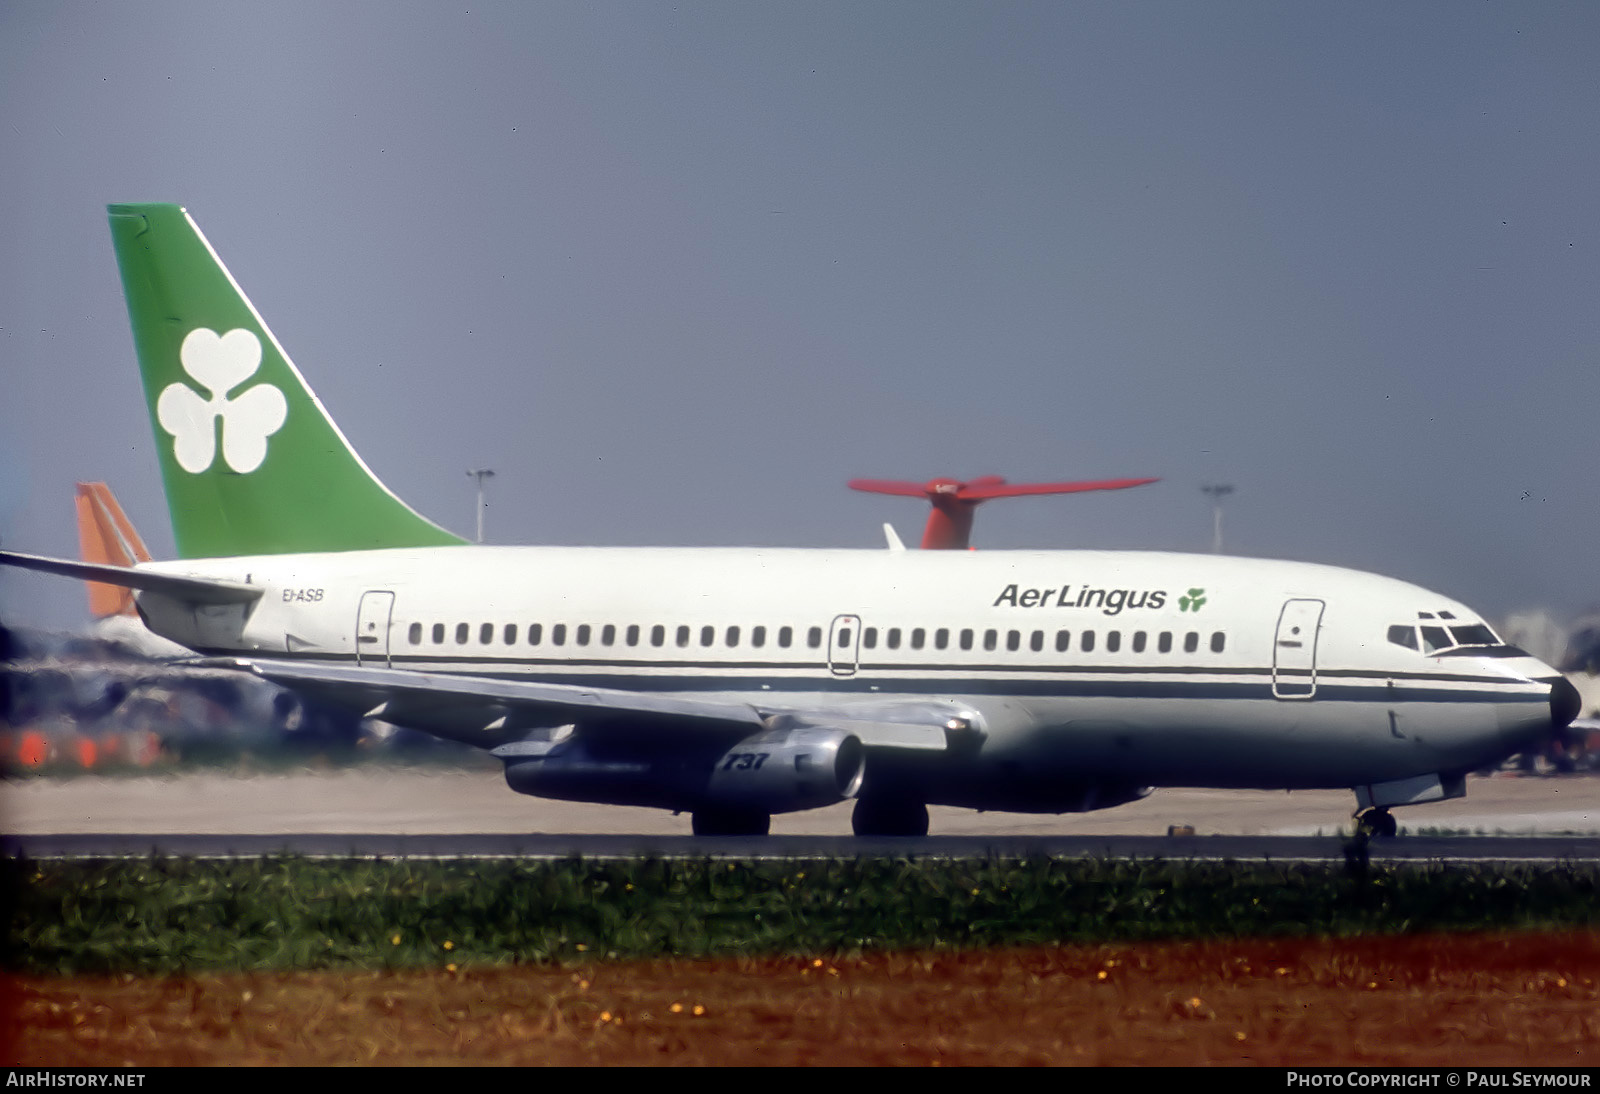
[0,205,1580,836]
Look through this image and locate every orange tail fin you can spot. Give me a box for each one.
[74,482,151,618]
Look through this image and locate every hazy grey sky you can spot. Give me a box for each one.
[3,2,1597,631]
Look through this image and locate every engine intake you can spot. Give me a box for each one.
[705,725,866,811]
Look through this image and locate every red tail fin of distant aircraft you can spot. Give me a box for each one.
[74,482,152,618]
[848,476,1159,549]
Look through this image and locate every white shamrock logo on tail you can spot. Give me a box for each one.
[157,329,287,473]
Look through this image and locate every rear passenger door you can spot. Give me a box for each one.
[356,590,395,667]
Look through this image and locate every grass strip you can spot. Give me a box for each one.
[7,855,1600,975]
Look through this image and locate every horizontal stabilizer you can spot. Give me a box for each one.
[0,550,262,605]
[849,475,1159,549]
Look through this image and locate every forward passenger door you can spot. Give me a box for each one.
[1272,598,1324,699]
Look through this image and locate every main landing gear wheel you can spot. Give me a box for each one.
[1354,806,1398,839]
[691,807,771,836]
[852,797,930,837]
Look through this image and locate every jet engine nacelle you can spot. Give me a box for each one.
[704,725,866,812]
[499,724,866,814]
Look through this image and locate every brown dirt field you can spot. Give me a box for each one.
[5,931,1599,1066]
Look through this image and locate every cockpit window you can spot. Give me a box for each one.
[1448,624,1498,647]
[1390,619,1512,655]
[1420,626,1452,652]
[1387,625,1418,650]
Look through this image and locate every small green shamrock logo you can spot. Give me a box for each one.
[1178,588,1206,612]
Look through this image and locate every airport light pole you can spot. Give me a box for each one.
[467,468,495,544]
[1200,483,1234,554]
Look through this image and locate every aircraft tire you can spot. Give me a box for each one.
[852,797,930,837]
[691,807,771,837]
[1355,806,1398,839]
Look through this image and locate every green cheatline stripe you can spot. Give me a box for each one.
[199,648,1546,704]
[195,645,1527,687]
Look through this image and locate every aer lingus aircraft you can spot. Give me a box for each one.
[0,204,1581,837]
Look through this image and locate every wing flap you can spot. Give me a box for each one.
[245,658,764,747]
[234,658,955,752]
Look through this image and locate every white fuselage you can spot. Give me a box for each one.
[130,546,1562,810]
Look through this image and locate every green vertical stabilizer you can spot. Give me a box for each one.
[108,204,466,558]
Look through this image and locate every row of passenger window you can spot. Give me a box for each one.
[411,621,814,650]
[405,620,1227,656]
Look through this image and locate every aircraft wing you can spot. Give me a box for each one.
[225,657,952,752]
[0,550,262,606]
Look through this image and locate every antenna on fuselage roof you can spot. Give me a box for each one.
[849,475,1159,550]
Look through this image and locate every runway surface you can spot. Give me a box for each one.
[7,830,1600,862]
[4,766,1599,859]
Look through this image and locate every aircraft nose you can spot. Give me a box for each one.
[1550,675,1581,732]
